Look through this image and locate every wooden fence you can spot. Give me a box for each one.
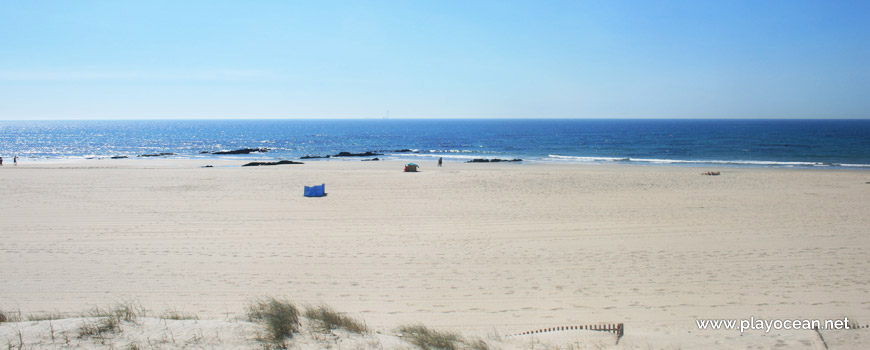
[513,323,624,344]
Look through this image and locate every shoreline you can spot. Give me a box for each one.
[4,156,870,170]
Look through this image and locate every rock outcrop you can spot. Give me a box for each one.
[332,151,383,157]
[213,148,269,155]
[241,160,304,167]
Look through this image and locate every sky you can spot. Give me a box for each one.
[0,0,868,120]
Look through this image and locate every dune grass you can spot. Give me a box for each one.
[467,337,490,350]
[4,300,502,350]
[247,298,300,345]
[0,310,23,323]
[76,302,141,339]
[303,304,367,333]
[78,316,121,338]
[161,308,199,320]
[27,312,65,321]
[87,302,139,322]
[398,324,465,350]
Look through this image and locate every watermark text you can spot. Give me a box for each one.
[696,317,851,333]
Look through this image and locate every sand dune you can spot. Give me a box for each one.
[1,159,869,349]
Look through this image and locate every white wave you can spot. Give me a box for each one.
[426,149,476,153]
[395,153,486,160]
[628,158,827,166]
[547,155,629,162]
[546,155,868,168]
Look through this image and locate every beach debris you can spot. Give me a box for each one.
[362,158,380,161]
[202,165,214,168]
[332,151,383,157]
[241,160,304,167]
[702,171,721,176]
[466,158,523,163]
[138,153,175,157]
[212,147,269,155]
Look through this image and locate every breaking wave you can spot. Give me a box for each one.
[546,155,870,168]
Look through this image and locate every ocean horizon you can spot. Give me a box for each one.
[1,118,869,168]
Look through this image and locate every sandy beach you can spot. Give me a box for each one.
[1,159,869,349]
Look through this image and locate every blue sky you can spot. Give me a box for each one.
[0,1,868,119]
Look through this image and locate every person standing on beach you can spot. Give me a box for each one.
[0,156,3,166]
[13,156,18,166]
[438,157,443,167]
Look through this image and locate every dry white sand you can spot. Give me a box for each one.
[1,159,869,349]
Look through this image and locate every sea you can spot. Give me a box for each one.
[1,119,869,168]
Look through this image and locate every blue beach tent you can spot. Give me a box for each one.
[304,184,326,197]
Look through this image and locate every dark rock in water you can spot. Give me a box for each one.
[199,151,211,154]
[301,155,331,159]
[202,165,214,168]
[110,156,128,159]
[241,160,304,167]
[139,153,175,157]
[332,151,383,157]
[392,149,415,153]
[213,148,269,155]
[466,158,522,163]
[362,158,380,161]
